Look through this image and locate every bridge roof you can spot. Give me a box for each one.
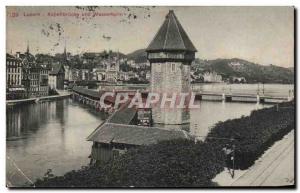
[146,10,197,52]
[72,86,116,103]
[73,86,100,98]
[107,101,138,124]
[87,123,189,146]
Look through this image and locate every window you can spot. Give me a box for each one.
[171,63,175,72]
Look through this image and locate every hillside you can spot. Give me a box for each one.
[192,58,294,84]
[126,49,147,63]
[126,49,294,84]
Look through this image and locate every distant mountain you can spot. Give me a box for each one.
[126,49,294,84]
[193,58,294,84]
[127,49,147,63]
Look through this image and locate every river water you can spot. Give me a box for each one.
[6,99,107,186]
[6,84,287,186]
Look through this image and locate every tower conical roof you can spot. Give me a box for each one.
[146,10,197,52]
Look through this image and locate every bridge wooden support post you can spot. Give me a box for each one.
[259,97,265,104]
[225,95,232,102]
[288,90,294,101]
[222,93,226,102]
[195,94,202,101]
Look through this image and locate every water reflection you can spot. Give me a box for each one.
[152,100,269,139]
[189,100,269,140]
[6,99,106,186]
[7,100,69,139]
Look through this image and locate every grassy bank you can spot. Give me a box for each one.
[34,101,295,187]
[206,101,295,169]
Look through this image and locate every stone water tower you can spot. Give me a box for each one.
[146,10,197,125]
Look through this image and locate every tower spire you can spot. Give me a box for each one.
[63,39,68,61]
[26,41,30,53]
[146,10,197,52]
[64,39,67,55]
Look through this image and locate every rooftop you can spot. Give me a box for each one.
[87,122,189,146]
[107,102,138,124]
[49,63,65,75]
[146,10,197,52]
[72,86,116,103]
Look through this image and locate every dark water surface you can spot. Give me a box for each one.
[6,99,107,186]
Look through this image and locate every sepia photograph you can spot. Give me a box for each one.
[5,5,295,188]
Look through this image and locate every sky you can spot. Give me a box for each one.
[6,6,294,67]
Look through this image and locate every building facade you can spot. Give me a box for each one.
[19,47,50,97]
[28,66,40,96]
[105,58,120,83]
[6,54,22,87]
[49,63,65,90]
[203,71,222,83]
[39,67,49,96]
[146,10,197,125]
[6,53,26,99]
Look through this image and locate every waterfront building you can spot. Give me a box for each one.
[6,53,26,99]
[146,10,197,125]
[135,61,150,69]
[203,71,222,83]
[127,59,135,67]
[105,70,118,83]
[87,102,188,163]
[88,123,188,163]
[105,56,120,83]
[231,76,246,83]
[6,53,23,87]
[80,69,90,81]
[69,68,80,82]
[39,66,49,96]
[93,68,106,81]
[27,66,40,96]
[49,63,65,90]
[18,45,50,97]
[64,65,70,81]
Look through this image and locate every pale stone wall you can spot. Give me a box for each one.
[48,75,57,90]
[151,61,191,125]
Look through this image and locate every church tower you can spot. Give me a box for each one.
[26,41,30,54]
[146,10,197,125]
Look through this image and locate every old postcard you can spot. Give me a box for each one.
[6,6,295,188]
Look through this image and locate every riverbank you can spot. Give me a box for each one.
[6,92,71,106]
[213,130,294,186]
[32,100,294,187]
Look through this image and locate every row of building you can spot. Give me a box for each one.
[191,71,247,83]
[6,46,65,99]
[64,55,150,84]
[6,46,151,99]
